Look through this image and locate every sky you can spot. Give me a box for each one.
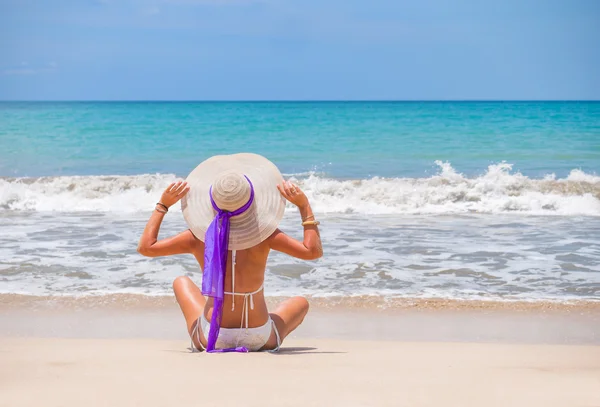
[0,0,599,100]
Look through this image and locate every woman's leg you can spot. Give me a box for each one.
[263,296,309,350]
[172,276,207,349]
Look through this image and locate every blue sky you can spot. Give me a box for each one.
[0,0,599,100]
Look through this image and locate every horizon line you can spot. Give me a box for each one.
[1,99,599,103]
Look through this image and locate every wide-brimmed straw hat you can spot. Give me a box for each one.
[181,153,286,250]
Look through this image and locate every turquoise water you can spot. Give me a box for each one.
[1,101,599,178]
[1,101,599,300]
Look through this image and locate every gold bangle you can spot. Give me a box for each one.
[302,220,320,226]
[155,206,168,214]
[302,215,315,221]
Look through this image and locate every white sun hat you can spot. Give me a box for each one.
[181,153,286,250]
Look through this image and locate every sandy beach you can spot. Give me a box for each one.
[2,337,599,407]
[1,297,599,407]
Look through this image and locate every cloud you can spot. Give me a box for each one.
[1,62,58,76]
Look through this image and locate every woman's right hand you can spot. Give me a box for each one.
[277,181,309,209]
[160,181,190,208]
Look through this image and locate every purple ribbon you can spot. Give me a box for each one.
[202,175,254,353]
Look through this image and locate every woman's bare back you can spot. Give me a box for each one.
[189,238,272,328]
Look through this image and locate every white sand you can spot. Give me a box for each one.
[1,337,599,407]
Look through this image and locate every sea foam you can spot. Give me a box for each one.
[1,162,599,216]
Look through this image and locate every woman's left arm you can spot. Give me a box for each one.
[137,181,195,258]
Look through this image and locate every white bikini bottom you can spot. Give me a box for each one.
[194,314,281,352]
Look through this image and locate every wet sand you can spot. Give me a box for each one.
[1,294,599,344]
[3,293,600,312]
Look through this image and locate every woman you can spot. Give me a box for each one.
[137,153,322,352]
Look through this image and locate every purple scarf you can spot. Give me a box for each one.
[202,176,254,353]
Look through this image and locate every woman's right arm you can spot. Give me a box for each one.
[137,181,196,258]
[269,181,323,260]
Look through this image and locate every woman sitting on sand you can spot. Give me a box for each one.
[137,153,322,352]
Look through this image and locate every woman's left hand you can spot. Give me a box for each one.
[278,181,309,209]
[160,181,190,208]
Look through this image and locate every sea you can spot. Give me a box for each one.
[1,101,599,303]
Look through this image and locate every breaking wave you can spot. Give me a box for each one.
[1,162,599,215]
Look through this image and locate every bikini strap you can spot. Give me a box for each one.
[270,319,281,352]
[225,249,264,305]
[190,316,205,352]
[231,250,236,311]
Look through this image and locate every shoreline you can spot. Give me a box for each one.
[2,293,599,312]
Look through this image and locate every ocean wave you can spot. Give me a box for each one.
[0,173,179,212]
[293,162,600,216]
[1,163,599,215]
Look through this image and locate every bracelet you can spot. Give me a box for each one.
[156,202,169,212]
[155,207,168,214]
[302,220,320,226]
[302,214,315,221]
